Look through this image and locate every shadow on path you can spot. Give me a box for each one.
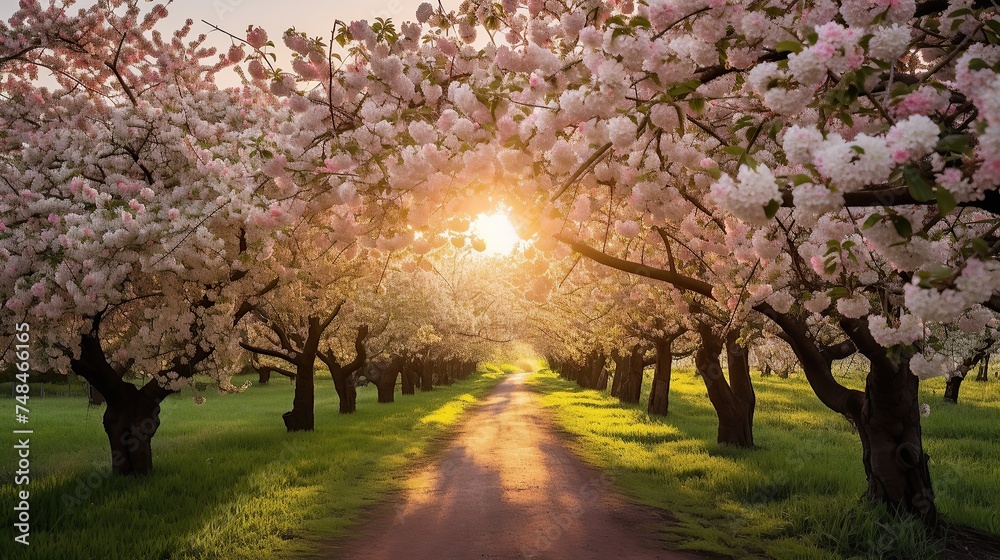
[322,373,708,560]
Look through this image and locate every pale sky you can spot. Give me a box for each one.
[2,0,436,52]
[1,0,436,86]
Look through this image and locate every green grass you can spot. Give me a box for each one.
[528,368,1000,559]
[0,370,505,560]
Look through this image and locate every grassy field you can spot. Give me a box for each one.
[0,370,505,560]
[528,368,1000,559]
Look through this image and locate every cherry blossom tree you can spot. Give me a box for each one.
[0,0,302,474]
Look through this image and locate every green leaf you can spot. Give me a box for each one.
[667,79,702,98]
[764,199,781,219]
[984,19,1000,38]
[936,134,971,154]
[936,186,957,215]
[687,97,706,114]
[971,238,991,257]
[722,145,746,156]
[791,173,813,186]
[630,16,652,29]
[968,58,990,71]
[862,213,883,229]
[775,40,802,54]
[890,214,912,239]
[827,287,850,299]
[605,15,626,27]
[947,7,973,17]
[902,166,934,202]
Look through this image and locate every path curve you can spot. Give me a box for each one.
[326,372,705,560]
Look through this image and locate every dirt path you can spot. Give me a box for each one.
[326,372,706,560]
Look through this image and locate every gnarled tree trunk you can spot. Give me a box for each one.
[319,325,367,415]
[694,324,754,448]
[771,308,935,521]
[71,330,168,476]
[856,356,934,520]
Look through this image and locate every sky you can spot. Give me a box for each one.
[0,0,431,55]
[0,0,436,87]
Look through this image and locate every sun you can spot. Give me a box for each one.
[471,212,521,255]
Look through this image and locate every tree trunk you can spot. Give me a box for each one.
[726,331,756,443]
[70,329,172,475]
[376,358,401,403]
[857,359,935,520]
[762,305,936,520]
[283,357,316,431]
[440,359,454,386]
[976,353,990,382]
[694,325,754,448]
[319,328,367,415]
[88,384,106,406]
[648,338,673,416]
[331,368,357,414]
[282,315,325,432]
[595,364,609,391]
[401,359,416,395]
[103,387,161,476]
[837,318,935,521]
[420,359,433,391]
[943,375,963,403]
[610,350,625,398]
[618,345,644,404]
[582,352,606,390]
[252,363,295,385]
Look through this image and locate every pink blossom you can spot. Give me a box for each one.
[246,26,268,49]
[228,45,245,63]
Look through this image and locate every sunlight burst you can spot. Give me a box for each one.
[471,212,521,255]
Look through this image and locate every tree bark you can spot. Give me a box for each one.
[375,358,401,403]
[251,362,295,385]
[648,338,673,416]
[726,331,756,441]
[976,353,990,382]
[400,358,417,395]
[618,345,645,404]
[331,369,357,413]
[610,350,625,398]
[575,351,605,389]
[88,384,106,406]
[694,325,754,448]
[102,385,161,476]
[561,239,937,520]
[283,353,316,431]
[319,325,367,415]
[839,318,936,521]
[420,358,434,391]
[71,330,166,475]
[943,375,963,403]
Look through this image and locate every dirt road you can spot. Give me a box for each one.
[328,372,705,560]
